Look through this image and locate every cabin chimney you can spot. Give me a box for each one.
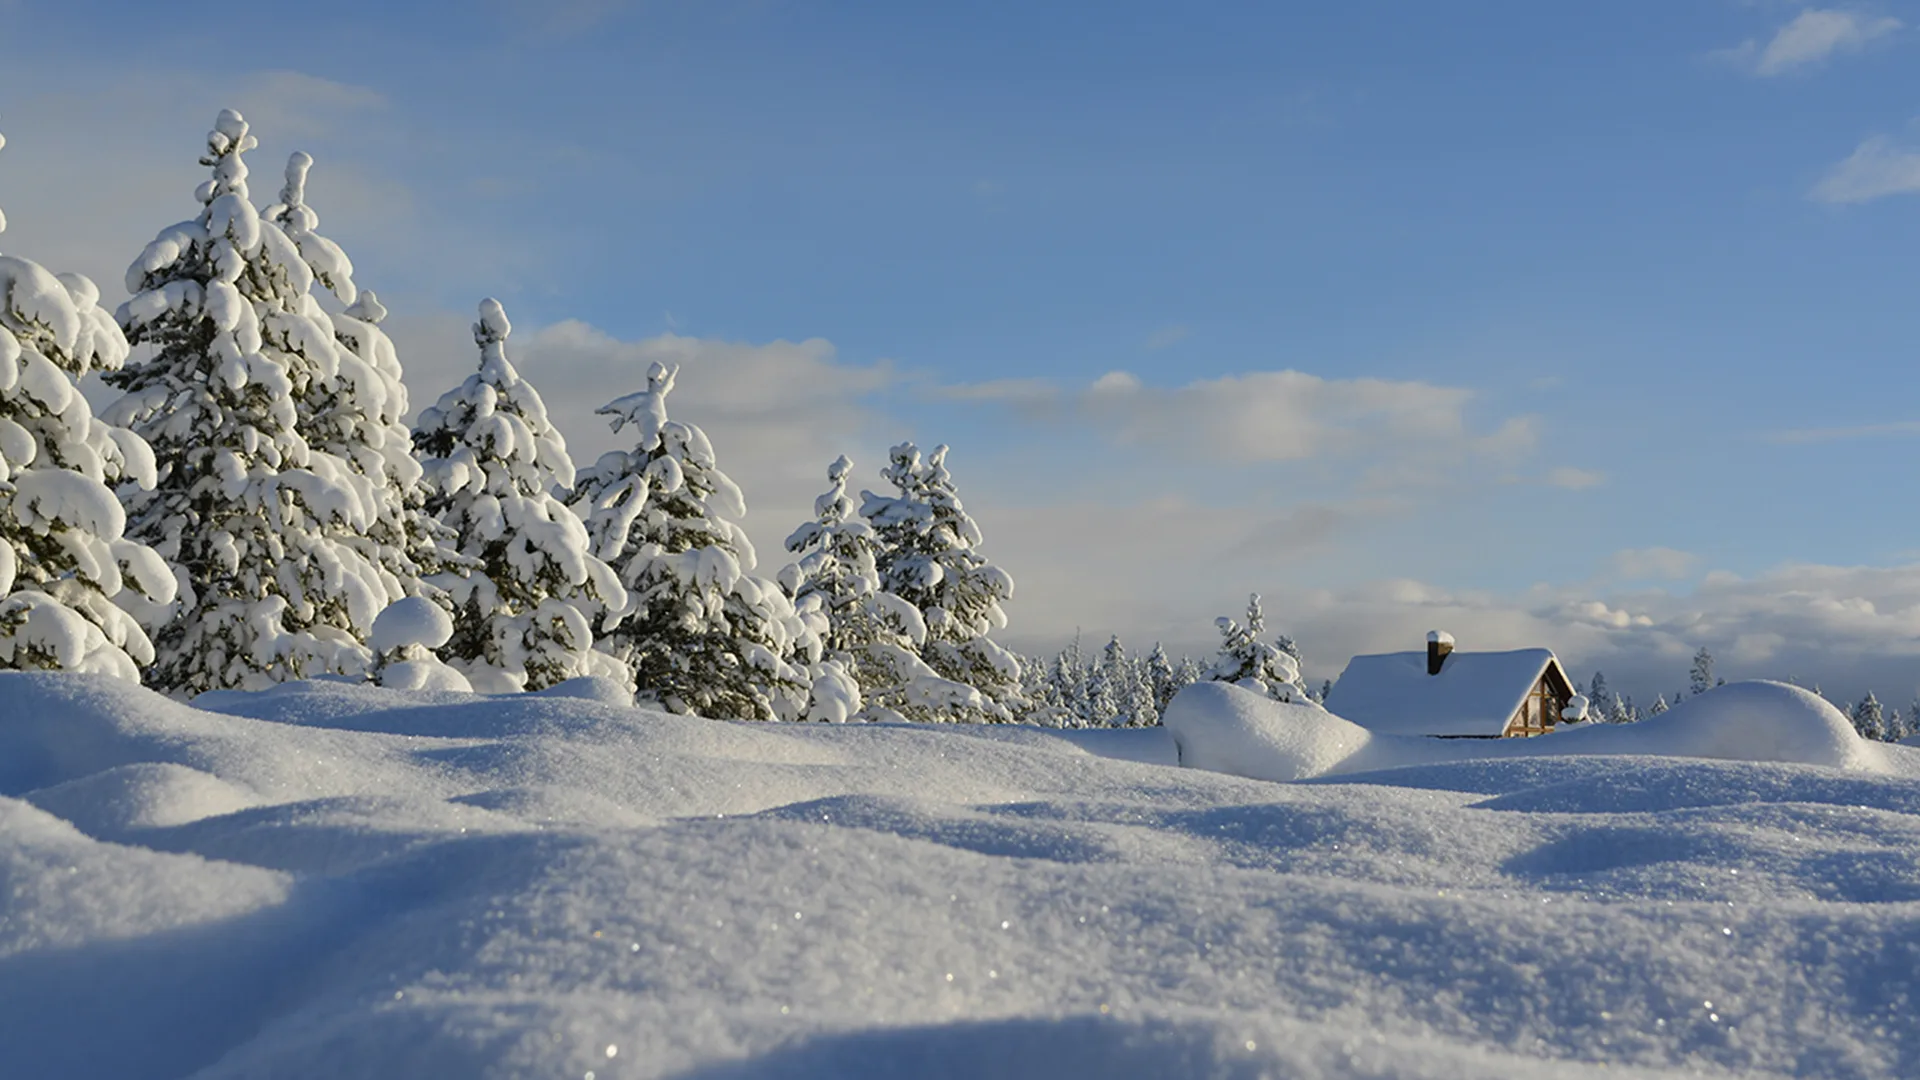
[1427,630,1454,675]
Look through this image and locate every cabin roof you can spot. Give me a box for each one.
[1322,648,1563,738]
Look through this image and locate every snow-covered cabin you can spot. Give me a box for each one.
[1321,631,1576,738]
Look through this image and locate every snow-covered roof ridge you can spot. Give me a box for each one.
[1322,646,1562,738]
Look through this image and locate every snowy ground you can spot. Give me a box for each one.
[4,674,1920,1079]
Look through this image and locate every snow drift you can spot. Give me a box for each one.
[1165,679,1903,783]
[5,673,1920,1079]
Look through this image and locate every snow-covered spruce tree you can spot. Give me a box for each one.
[1646,694,1669,716]
[264,152,457,599]
[104,110,396,693]
[1146,642,1178,715]
[1210,593,1306,702]
[1851,692,1886,742]
[572,360,816,719]
[1085,635,1126,725]
[1688,648,1715,697]
[1587,671,1613,722]
[413,299,627,691]
[859,442,1021,722]
[0,133,177,677]
[782,454,934,722]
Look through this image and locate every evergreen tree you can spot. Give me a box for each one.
[1210,593,1306,702]
[1085,635,1127,724]
[1613,693,1637,724]
[264,152,456,601]
[105,109,392,693]
[1588,672,1613,722]
[860,442,1021,721]
[1689,648,1715,697]
[1044,635,1091,727]
[1851,692,1886,742]
[1145,642,1178,715]
[1646,694,1669,716]
[782,454,927,722]
[574,360,816,719]
[1124,648,1160,727]
[0,132,177,677]
[414,298,627,691]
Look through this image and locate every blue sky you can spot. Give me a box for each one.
[4,1,1920,700]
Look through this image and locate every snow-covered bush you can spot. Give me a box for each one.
[859,442,1020,722]
[572,361,816,720]
[1210,593,1306,703]
[413,299,627,692]
[105,110,399,693]
[0,131,177,679]
[368,596,470,691]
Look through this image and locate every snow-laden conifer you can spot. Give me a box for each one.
[1851,691,1886,742]
[0,132,177,677]
[1086,635,1127,724]
[264,153,456,599]
[783,455,932,722]
[1210,593,1306,702]
[859,442,1021,722]
[1689,648,1715,697]
[413,298,627,691]
[572,360,815,719]
[104,110,394,692]
[1146,642,1178,715]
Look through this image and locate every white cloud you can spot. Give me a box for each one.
[1544,466,1607,490]
[1810,133,1920,204]
[1716,9,1903,76]
[1769,418,1920,442]
[942,368,1533,469]
[1142,324,1189,351]
[1607,547,1699,581]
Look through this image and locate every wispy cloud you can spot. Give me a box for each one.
[1770,418,1920,442]
[1810,133,1920,203]
[1545,466,1607,490]
[940,368,1534,469]
[1142,324,1189,351]
[1714,8,1902,76]
[1608,547,1699,581]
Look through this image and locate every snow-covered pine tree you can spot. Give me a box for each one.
[1124,647,1160,727]
[860,442,1021,722]
[1851,692,1886,742]
[572,360,816,719]
[1085,635,1128,725]
[1588,672,1613,721]
[1210,593,1306,702]
[1646,694,1668,716]
[105,109,397,693]
[1689,648,1715,697]
[782,454,927,722]
[1612,693,1637,724]
[0,132,177,677]
[413,298,628,691]
[264,152,456,601]
[1145,642,1177,714]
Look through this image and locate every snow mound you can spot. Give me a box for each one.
[532,674,635,708]
[1168,679,1908,783]
[1164,681,1369,781]
[24,761,261,834]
